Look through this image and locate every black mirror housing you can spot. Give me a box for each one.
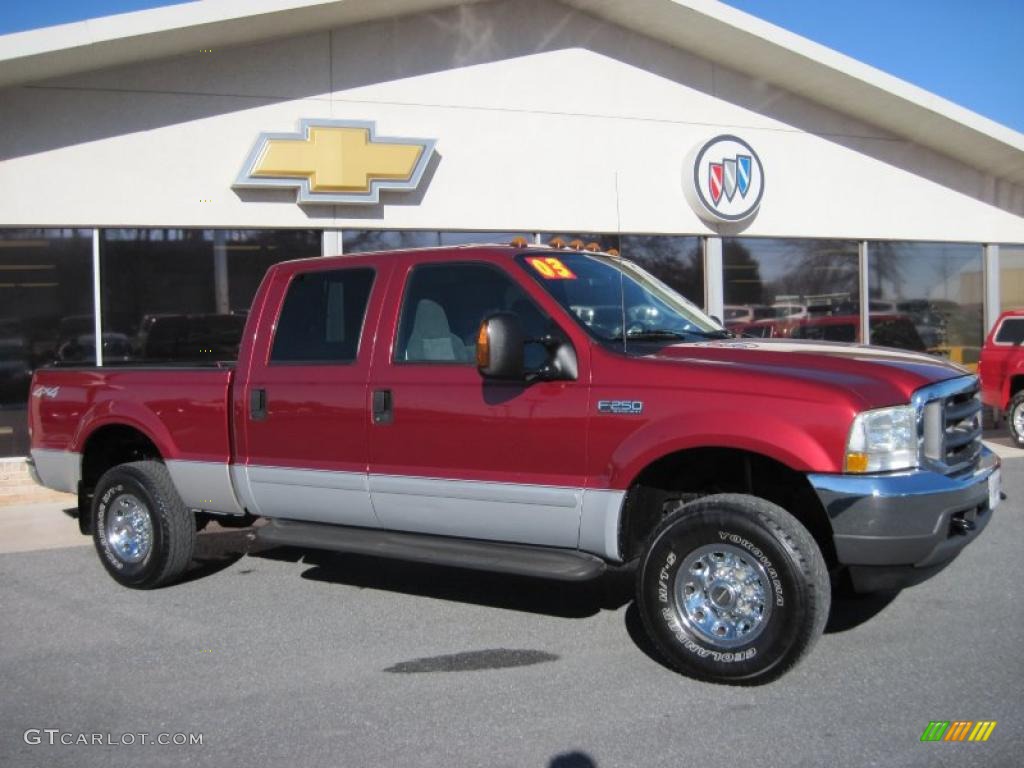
[477,313,525,380]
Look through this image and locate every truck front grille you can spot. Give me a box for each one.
[920,377,983,474]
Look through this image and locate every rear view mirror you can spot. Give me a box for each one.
[476,313,525,380]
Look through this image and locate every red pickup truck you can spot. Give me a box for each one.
[979,309,1024,447]
[27,244,1001,684]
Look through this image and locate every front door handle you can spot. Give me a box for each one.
[250,388,267,421]
[372,389,393,425]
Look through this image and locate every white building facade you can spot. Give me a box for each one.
[1,0,1023,456]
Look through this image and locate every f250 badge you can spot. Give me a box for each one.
[32,386,60,399]
[598,400,643,415]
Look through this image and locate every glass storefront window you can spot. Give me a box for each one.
[100,229,320,365]
[869,242,983,360]
[0,229,94,456]
[619,235,704,309]
[723,238,860,339]
[342,230,528,253]
[1000,245,1024,312]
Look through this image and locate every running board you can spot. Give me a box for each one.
[258,519,607,582]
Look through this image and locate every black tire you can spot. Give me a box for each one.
[1009,392,1024,448]
[91,461,196,589]
[636,493,830,684]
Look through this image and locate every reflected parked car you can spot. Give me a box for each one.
[139,313,247,362]
[56,333,135,364]
[735,313,927,352]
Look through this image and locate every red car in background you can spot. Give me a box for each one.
[979,310,1024,447]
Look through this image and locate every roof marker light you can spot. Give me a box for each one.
[548,237,566,249]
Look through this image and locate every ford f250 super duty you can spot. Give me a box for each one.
[27,243,1002,684]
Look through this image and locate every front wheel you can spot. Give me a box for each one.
[91,461,196,589]
[1009,392,1024,448]
[636,493,830,684]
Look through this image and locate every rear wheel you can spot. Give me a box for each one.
[1009,392,1024,448]
[636,493,829,684]
[91,461,196,589]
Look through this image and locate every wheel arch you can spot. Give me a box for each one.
[78,424,164,530]
[617,446,836,568]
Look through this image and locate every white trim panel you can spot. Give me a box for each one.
[368,474,583,548]
[578,489,626,562]
[165,460,245,516]
[245,465,378,528]
[30,449,81,494]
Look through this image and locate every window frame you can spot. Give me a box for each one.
[993,316,1024,346]
[267,265,376,367]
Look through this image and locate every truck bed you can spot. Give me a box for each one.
[30,365,235,463]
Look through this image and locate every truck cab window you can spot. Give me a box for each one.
[395,262,552,365]
[270,268,374,363]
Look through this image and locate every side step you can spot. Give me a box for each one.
[258,519,607,582]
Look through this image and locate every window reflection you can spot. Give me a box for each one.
[723,238,860,341]
[1001,245,1024,312]
[0,229,94,456]
[100,229,320,364]
[869,242,983,364]
[618,235,704,309]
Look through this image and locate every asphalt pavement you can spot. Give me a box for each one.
[1,459,1022,768]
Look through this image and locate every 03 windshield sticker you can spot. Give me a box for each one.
[526,256,577,280]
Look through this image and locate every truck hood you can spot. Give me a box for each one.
[640,338,969,408]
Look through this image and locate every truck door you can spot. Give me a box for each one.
[233,260,390,526]
[366,256,591,548]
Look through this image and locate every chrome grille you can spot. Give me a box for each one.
[918,376,983,474]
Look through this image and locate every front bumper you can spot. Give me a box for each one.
[808,448,1000,592]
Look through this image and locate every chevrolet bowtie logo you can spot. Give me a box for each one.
[234,119,436,204]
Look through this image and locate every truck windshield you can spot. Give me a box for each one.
[516,251,725,345]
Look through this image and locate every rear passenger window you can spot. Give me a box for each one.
[270,268,374,363]
[995,318,1024,345]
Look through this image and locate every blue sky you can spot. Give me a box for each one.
[2,0,1022,133]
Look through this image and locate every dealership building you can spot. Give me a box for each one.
[1,0,1023,459]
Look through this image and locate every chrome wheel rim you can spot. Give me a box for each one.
[674,543,773,648]
[1013,401,1024,439]
[105,493,153,564]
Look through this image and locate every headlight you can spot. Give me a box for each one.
[845,405,918,473]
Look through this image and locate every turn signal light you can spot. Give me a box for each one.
[844,452,869,473]
[476,322,490,368]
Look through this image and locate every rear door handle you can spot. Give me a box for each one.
[372,389,393,425]
[250,388,267,421]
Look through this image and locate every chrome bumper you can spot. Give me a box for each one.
[808,448,1000,591]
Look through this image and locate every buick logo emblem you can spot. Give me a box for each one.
[684,135,764,223]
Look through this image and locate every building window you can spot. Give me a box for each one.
[342,230,528,253]
[1000,245,1024,312]
[723,238,860,338]
[869,242,983,359]
[0,229,94,457]
[618,235,704,309]
[100,229,320,364]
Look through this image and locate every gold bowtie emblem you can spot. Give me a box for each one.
[234,120,436,204]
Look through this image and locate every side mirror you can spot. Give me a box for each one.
[476,313,525,380]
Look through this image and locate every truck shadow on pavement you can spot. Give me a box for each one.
[253,545,636,618]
